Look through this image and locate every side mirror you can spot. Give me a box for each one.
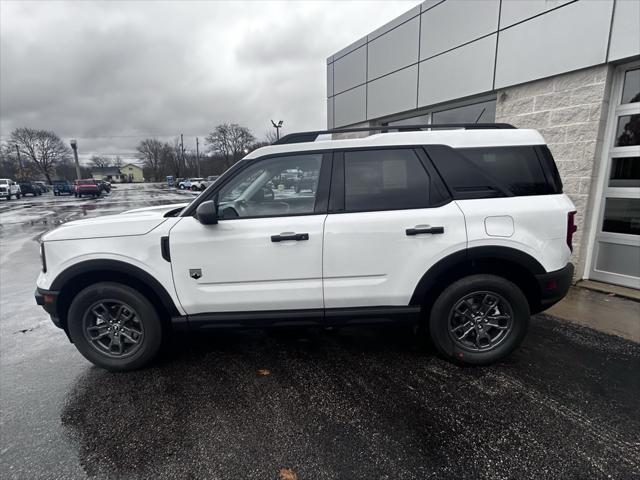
[195,200,218,225]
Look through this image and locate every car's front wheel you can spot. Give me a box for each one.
[67,282,164,371]
[429,274,529,365]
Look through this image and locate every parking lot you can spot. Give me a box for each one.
[1,184,639,480]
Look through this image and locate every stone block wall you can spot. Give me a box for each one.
[496,64,613,277]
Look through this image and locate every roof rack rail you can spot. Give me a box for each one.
[273,123,516,145]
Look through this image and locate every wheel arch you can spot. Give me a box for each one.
[51,260,181,332]
[410,246,546,315]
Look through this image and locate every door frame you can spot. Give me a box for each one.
[585,60,640,288]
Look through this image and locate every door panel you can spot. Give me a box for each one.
[323,203,467,308]
[591,62,640,288]
[170,215,326,314]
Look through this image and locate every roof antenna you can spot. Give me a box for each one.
[474,107,487,124]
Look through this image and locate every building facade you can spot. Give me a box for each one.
[120,163,144,183]
[91,164,144,183]
[326,0,640,289]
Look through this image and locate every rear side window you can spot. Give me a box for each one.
[457,146,560,196]
[344,149,430,212]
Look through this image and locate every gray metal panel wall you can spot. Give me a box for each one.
[608,0,640,62]
[334,85,366,127]
[499,0,574,28]
[367,16,420,80]
[333,46,367,95]
[419,0,499,60]
[418,35,496,107]
[367,65,419,119]
[327,0,639,127]
[494,0,613,88]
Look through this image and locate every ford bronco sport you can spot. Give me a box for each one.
[35,124,576,371]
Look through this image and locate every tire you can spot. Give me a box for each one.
[6,194,10,201]
[428,274,529,365]
[67,282,163,371]
[179,185,185,190]
[16,193,21,199]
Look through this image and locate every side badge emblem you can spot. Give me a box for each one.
[189,269,202,280]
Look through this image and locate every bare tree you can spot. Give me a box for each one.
[205,123,256,169]
[264,130,279,144]
[0,142,19,179]
[10,127,70,184]
[89,155,111,168]
[137,139,167,181]
[112,155,124,168]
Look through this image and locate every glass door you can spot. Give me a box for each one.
[591,63,640,289]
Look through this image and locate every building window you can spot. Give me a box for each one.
[383,97,496,127]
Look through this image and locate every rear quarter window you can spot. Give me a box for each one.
[457,146,560,196]
[425,145,562,199]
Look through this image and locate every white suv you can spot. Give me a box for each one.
[35,124,576,371]
[0,178,22,200]
[179,178,208,191]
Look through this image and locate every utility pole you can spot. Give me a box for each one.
[271,120,283,141]
[14,144,23,180]
[70,139,81,180]
[196,137,201,177]
[180,133,185,175]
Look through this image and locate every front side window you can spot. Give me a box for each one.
[344,149,430,212]
[217,154,322,218]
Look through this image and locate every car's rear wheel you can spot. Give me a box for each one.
[16,193,21,199]
[67,282,163,371]
[428,274,529,365]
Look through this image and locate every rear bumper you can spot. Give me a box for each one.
[535,262,574,311]
[35,287,62,328]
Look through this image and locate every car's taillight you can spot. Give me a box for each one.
[567,211,577,252]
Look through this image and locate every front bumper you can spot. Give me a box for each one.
[535,262,574,311]
[35,287,62,328]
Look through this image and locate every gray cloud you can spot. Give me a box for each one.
[1,0,419,162]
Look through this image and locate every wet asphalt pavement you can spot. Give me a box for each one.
[1,184,639,480]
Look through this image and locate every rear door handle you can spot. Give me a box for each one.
[406,226,444,236]
[271,233,309,242]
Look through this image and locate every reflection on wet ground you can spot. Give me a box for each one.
[1,184,639,479]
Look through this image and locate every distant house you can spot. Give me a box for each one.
[91,167,123,183]
[120,163,144,183]
[90,164,145,183]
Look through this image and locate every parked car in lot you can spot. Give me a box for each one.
[0,178,21,200]
[179,178,208,191]
[35,124,576,371]
[52,180,74,196]
[97,180,111,194]
[19,181,42,197]
[206,175,220,183]
[34,181,50,193]
[294,171,318,193]
[73,179,101,198]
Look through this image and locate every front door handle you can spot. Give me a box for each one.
[406,226,445,236]
[271,233,309,242]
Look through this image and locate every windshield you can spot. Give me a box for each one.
[0,179,8,185]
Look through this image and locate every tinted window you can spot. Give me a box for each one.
[457,146,558,196]
[344,149,430,212]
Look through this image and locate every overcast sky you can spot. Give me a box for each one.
[0,0,420,163]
